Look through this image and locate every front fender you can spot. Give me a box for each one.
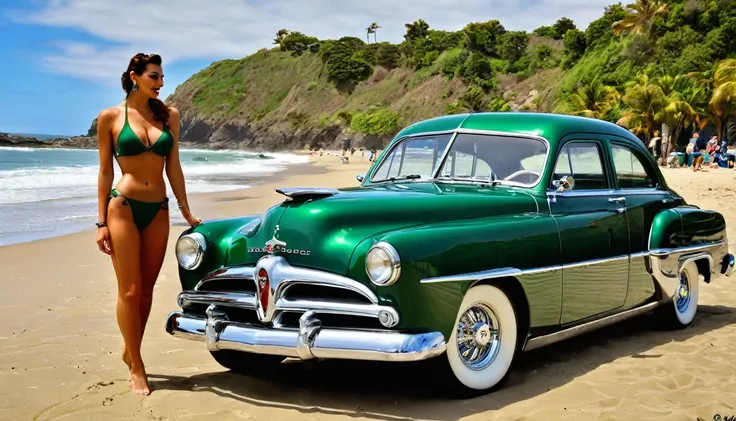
[347,213,561,337]
[177,215,262,291]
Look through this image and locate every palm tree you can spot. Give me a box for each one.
[612,0,668,36]
[556,78,621,120]
[654,75,708,157]
[710,59,736,140]
[616,73,667,143]
[404,19,430,41]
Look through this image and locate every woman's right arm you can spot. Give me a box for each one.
[97,109,116,225]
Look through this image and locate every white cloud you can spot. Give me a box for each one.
[18,0,616,83]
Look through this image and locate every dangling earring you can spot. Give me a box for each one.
[132,82,138,92]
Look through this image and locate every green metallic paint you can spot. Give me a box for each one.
[225,204,285,267]
[177,215,263,290]
[676,207,728,245]
[648,208,684,249]
[243,183,539,275]
[347,212,562,337]
[174,112,731,351]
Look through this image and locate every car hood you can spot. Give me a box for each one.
[226,182,539,274]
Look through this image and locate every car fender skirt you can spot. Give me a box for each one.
[165,307,447,362]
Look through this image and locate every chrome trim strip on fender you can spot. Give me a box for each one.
[165,306,447,362]
[419,255,630,284]
[523,302,659,351]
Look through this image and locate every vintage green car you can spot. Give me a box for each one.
[166,112,734,393]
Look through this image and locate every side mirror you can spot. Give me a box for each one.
[554,175,575,192]
[356,174,365,183]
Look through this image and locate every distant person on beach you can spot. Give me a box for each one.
[95,52,201,396]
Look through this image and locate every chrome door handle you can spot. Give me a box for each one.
[608,197,625,203]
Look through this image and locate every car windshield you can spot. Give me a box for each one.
[371,131,548,187]
[436,132,548,187]
[370,133,453,182]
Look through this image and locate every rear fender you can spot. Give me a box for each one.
[648,206,729,302]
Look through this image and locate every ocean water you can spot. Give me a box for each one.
[0,147,309,246]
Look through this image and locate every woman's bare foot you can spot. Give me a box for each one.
[129,366,151,396]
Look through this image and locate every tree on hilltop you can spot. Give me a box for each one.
[612,0,669,37]
[404,19,430,40]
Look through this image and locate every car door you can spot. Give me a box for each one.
[547,137,630,325]
[608,138,678,307]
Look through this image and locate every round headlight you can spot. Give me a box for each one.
[176,232,206,270]
[365,242,401,286]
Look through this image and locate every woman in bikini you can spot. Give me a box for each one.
[95,53,201,396]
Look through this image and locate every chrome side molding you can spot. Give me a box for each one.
[523,302,659,351]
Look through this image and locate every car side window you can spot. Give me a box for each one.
[551,142,608,190]
[611,143,657,189]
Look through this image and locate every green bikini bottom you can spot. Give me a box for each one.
[109,189,169,231]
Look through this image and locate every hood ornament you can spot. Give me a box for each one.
[265,225,287,254]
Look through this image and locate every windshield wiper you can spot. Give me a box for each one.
[388,174,422,182]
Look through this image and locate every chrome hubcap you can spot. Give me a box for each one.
[676,271,690,313]
[456,303,500,370]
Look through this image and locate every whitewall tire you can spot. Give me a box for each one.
[445,284,518,392]
[657,260,700,329]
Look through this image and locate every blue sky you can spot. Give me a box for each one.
[0,0,612,137]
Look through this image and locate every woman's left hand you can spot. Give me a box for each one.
[186,215,202,227]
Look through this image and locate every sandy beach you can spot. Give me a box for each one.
[2,154,736,421]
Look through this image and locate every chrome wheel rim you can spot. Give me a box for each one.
[676,270,691,313]
[456,303,501,371]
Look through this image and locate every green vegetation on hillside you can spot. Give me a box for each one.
[170,0,736,153]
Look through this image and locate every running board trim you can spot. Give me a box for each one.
[522,302,659,351]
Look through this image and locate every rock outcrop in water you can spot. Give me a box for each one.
[0,132,97,149]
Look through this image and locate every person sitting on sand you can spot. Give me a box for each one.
[688,132,705,171]
[95,53,202,396]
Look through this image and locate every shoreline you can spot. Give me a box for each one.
[0,158,334,248]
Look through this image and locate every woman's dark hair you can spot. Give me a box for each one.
[121,53,170,124]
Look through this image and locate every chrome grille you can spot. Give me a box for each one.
[180,256,398,329]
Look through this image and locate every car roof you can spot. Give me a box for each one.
[392,112,640,148]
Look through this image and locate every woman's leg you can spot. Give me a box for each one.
[138,203,170,344]
[106,196,149,395]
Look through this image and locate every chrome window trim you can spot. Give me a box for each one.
[608,139,662,191]
[368,127,552,189]
[369,130,458,183]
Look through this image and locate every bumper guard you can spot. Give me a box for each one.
[165,304,447,362]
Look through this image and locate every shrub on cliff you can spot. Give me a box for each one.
[318,37,374,86]
[350,107,404,136]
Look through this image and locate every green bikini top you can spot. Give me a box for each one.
[115,100,174,157]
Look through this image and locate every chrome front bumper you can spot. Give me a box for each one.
[165,305,447,362]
